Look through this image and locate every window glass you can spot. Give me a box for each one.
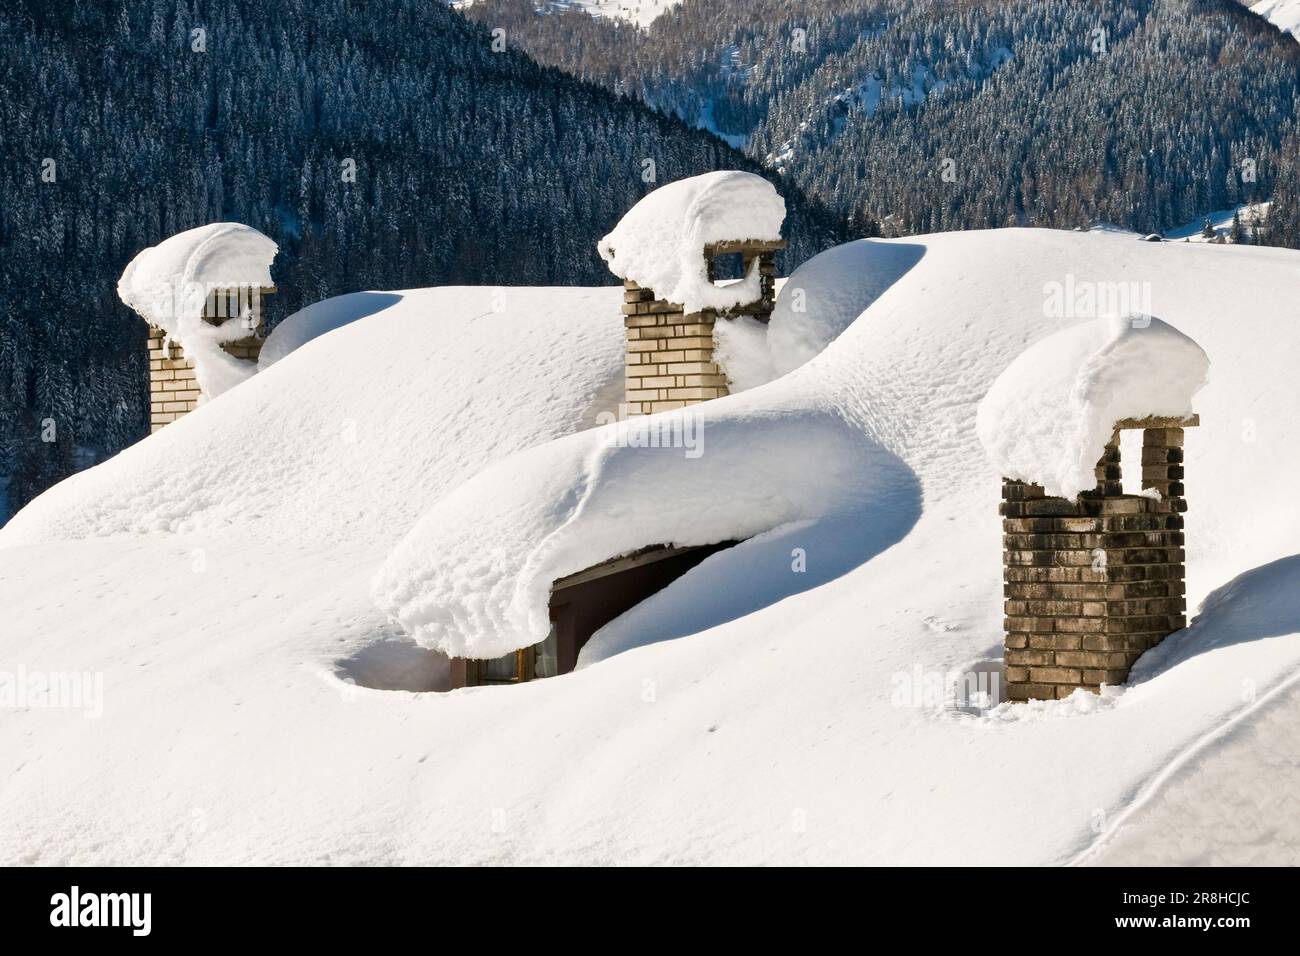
[535,625,559,679]
[479,652,520,683]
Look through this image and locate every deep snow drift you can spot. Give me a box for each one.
[597,171,785,314]
[371,406,907,659]
[4,228,1299,864]
[766,239,925,378]
[258,291,403,370]
[4,287,623,543]
[117,223,278,399]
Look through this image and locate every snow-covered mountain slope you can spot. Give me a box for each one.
[1251,0,1300,37]
[554,0,680,28]
[1163,202,1272,242]
[3,230,1299,864]
[453,0,680,29]
[1098,200,1274,244]
[763,50,1014,173]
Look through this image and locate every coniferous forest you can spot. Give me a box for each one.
[0,0,846,518]
[465,0,1300,235]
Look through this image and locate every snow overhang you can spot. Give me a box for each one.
[597,171,786,315]
[976,315,1209,499]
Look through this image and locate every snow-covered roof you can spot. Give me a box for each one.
[766,238,923,378]
[117,223,279,399]
[370,407,892,660]
[597,171,785,314]
[259,291,402,371]
[5,229,1300,865]
[976,315,1209,499]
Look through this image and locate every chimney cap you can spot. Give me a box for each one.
[1113,414,1200,430]
[704,239,787,257]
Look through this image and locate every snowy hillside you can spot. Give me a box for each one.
[3,230,1299,864]
[550,0,680,28]
[1091,202,1272,243]
[764,50,1014,173]
[1164,202,1272,242]
[452,0,680,29]
[1251,0,1300,37]
[458,0,1299,243]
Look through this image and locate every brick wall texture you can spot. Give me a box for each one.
[146,287,271,431]
[621,250,777,416]
[1001,426,1190,701]
[147,325,263,432]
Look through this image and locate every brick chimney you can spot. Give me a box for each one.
[148,286,275,432]
[1000,415,1198,701]
[621,239,784,416]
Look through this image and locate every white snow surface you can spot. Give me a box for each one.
[1251,0,1300,37]
[976,316,1210,498]
[372,403,893,659]
[1163,201,1272,243]
[544,0,679,29]
[598,172,785,314]
[4,286,623,543]
[258,291,402,370]
[767,239,925,378]
[1087,624,1300,865]
[5,228,1300,865]
[117,223,278,399]
[711,313,776,392]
